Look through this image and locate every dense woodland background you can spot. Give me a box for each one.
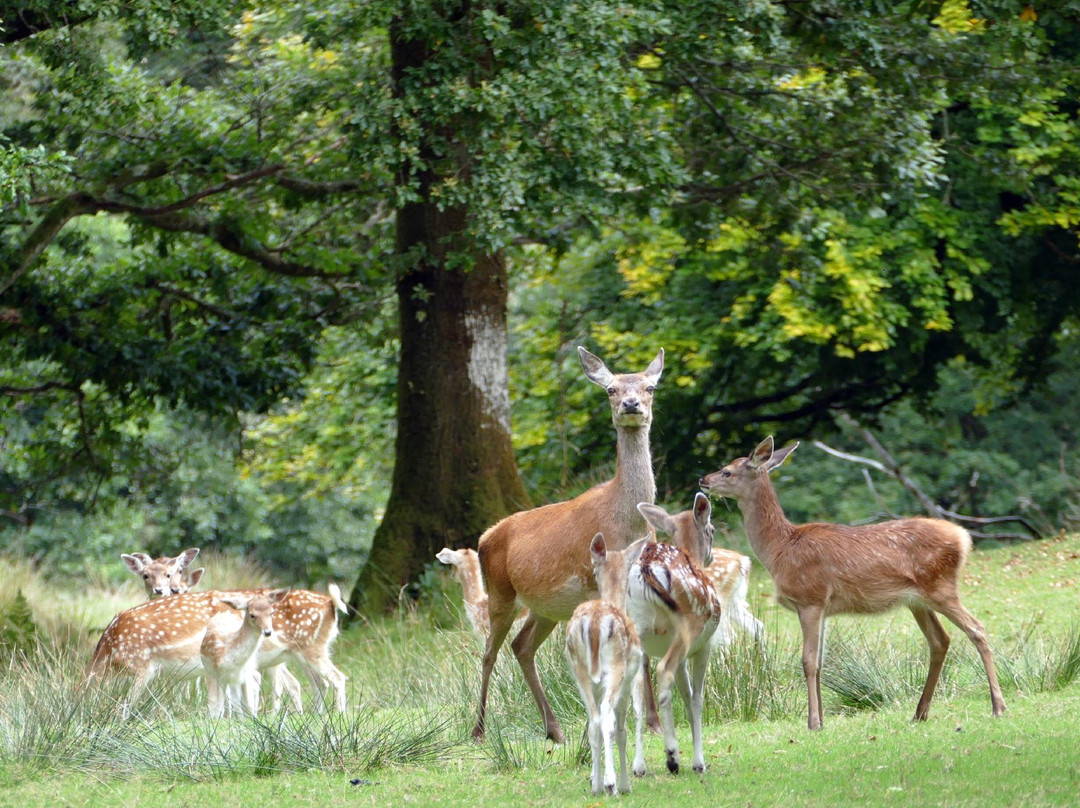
[3,1,1080,614]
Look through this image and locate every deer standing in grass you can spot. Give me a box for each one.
[122,548,204,598]
[436,547,491,636]
[700,436,1006,730]
[86,586,348,714]
[638,496,764,653]
[632,494,721,775]
[566,534,646,796]
[201,589,289,718]
[473,346,664,743]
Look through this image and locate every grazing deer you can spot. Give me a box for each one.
[632,496,722,775]
[565,534,647,796]
[122,548,204,598]
[436,547,491,636]
[700,436,1006,730]
[201,589,289,718]
[86,586,348,714]
[637,497,766,651]
[473,346,664,742]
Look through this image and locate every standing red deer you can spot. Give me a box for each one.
[473,346,664,742]
[700,436,1006,730]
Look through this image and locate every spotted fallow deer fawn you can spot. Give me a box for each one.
[436,548,491,636]
[473,346,664,743]
[631,495,721,775]
[122,548,204,598]
[638,495,765,652]
[200,589,289,718]
[119,547,304,709]
[565,534,647,796]
[86,586,348,714]
[700,436,1006,730]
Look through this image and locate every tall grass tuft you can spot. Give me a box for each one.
[997,621,1080,695]
[704,631,799,722]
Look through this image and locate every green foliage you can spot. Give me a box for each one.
[0,591,37,660]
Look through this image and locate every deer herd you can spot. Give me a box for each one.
[83,345,1006,797]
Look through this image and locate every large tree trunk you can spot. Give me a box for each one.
[347,11,531,616]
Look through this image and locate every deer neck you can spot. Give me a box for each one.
[230,618,264,659]
[738,472,793,569]
[610,424,655,540]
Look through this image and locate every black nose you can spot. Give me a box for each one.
[263,629,272,637]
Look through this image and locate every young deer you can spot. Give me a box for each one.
[638,496,765,651]
[473,346,664,743]
[702,549,765,653]
[201,589,289,718]
[122,548,204,598]
[436,547,490,636]
[86,586,348,714]
[565,534,647,796]
[700,436,1006,730]
[632,495,722,775]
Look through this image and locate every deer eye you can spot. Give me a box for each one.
[646,385,655,393]
[607,387,616,395]
[143,574,150,580]
[722,470,731,477]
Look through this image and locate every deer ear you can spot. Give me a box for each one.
[188,568,205,587]
[178,548,200,568]
[578,347,615,388]
[767,441,799,471]
[637,502,675,536]
[266,588,290,604]
[747,436,775,470]
[643,347,664,384]
[590,533,608,564]
[121,553,151,574]
[624,537,649,567]
[692,492,712,525]
[436,548,459,565]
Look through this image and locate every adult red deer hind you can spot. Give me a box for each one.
[700,436,1006,730]
[473,346,663,742]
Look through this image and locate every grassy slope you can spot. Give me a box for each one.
[2,531,1079,807]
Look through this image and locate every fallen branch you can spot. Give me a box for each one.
[814,415,1042,542]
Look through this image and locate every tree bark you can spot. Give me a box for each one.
[347,9,531,616]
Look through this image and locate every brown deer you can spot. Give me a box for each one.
[473,346,664,742]
[700,436,1006,730]
[638,496,765,651]
[201,589,290,718]
[122,548,204,598]
[565,534,647,796]
[632,496,721,775]
[86,586,348,714]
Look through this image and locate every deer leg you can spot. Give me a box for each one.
[687,647,711,774]
[797,605,826,730]
[615,665,636,793]
[510,612,564,743]
[599,685,619,795]
[655,629,691,774]
[930,595,1007,718]
[472,600,519,741]
[641,656,662,734]
[910,605,950,721]
[630,665,647,777]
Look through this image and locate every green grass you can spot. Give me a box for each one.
[2,532,1080,806]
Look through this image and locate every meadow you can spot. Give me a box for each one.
[1,531,1079,807]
